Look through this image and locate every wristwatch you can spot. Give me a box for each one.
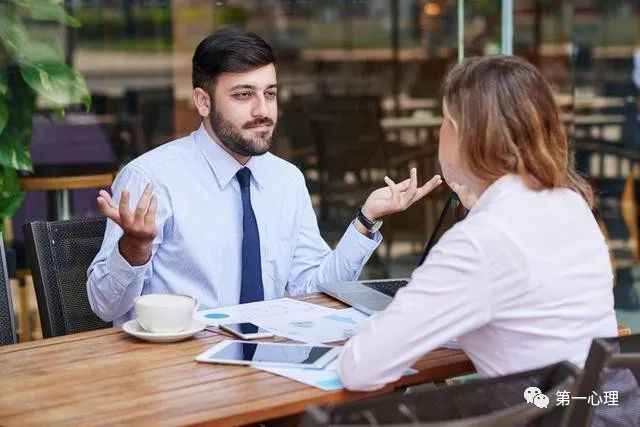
[356,207,383,233]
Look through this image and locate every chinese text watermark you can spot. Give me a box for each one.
[523,387,619,408]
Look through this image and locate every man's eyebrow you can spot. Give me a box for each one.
[229,85,255,91]
[229,84,278,91]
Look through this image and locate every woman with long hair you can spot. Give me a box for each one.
[338,55,636,424]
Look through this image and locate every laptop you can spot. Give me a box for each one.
[319,193,460,314]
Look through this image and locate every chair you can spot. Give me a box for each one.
[23,217,112,338]
[574,138,640,310]
[123,86,174,155]
[276,95,320,179]
[0,234,17,345]
[569,334,640,427]
[303,361,580,427]
[307,96,388,238]
[408,57,456,99]
[308,95,448,266]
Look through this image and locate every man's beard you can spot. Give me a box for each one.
[209,109,275,157]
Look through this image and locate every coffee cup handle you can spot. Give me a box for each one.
[191,296,199,312]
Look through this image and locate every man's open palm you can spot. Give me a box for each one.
[362,169,442,220]
[97,183,158,245]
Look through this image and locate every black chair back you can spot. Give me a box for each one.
[570,334,640,426]
[0,234,17,345]
[303,361,580,427]
[308,95,387,227]
[24,217,112,338]
[276,95,320,177]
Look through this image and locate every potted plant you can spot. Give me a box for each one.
[0,0,90,231]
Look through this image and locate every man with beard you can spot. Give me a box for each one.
[87,28,441,324]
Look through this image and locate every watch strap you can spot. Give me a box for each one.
[356,208,376,231]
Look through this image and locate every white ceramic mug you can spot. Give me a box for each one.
[134,294,198,333]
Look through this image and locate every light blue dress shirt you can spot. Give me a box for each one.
[87,125,381,325]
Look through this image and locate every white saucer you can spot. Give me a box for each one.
[122,319,206,343]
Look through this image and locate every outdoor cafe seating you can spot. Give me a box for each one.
[4,1,640,423]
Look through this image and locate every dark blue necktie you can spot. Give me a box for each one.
[236,167,264,304]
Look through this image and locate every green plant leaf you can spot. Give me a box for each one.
[0,69,7,96]
[20,40,64,66]
[0,127,33,172]
[13,0,81,27]
[0,0,85,221]
[0,14,64,67]
[0,13,30,58]
[10,0,64,6]
[52,107,64,121]
[0,166,25,220]
[80,82,91,110]
[20,63,91,109]
[0,100,8,135]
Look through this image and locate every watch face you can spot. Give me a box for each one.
[370,220,383,233]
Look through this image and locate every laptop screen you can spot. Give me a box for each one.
[417,192,462,266]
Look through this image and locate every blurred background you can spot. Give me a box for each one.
[2,0,640,341]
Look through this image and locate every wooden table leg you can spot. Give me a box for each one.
[16,277,31,342]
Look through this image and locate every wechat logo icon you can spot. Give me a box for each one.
[524,387,549,408]
[524,387,542,403]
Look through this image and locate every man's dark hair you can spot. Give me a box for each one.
[192,27,275,92]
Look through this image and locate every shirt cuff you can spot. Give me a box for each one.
[106,244,150,287]
[335,222,383,266]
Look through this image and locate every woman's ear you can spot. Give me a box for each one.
[442,100,459,134]
[192,87,211,118]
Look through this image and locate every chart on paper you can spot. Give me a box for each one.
[195,298,338,326]
[255,308,370,344]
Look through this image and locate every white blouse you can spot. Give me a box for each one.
[338,174,618,391]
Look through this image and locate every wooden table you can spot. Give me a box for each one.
[379,95,627,117]
[381,97,439,114]
[555,94,626,110]
[569,114,627,126]
[0,294,473,426]
[381,115,444,131]
[19,172,114,221]
[380,114,627,131]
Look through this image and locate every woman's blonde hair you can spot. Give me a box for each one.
[442,55,594,207]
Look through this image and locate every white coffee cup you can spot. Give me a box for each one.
[134,294,198,333]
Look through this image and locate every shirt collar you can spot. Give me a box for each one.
[193,123,267,191]
[469,174,526,213]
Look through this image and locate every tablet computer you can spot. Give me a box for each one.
[195,340,340,369]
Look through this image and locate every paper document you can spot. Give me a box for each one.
[257,359,418,391]
[258,359,345,391]
[195,298,337,326]
[255,307,370,344]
